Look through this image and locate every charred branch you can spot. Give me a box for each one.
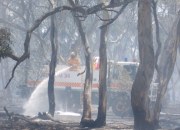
[77,69,86,76]
[5,58,22,89]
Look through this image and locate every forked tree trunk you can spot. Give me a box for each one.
[131,0,155,129]
[68,0,93,126]
[95,9,108,127]
[48,11,57,116]
[153,11,180,127]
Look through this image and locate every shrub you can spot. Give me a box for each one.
[0,27,12,60]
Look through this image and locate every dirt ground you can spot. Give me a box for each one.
[0,111,134,130]
[0,111,180,130]
[0,104,180,130]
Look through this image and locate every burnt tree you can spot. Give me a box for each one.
[153,11,180,127]
[48,0,58,116]
[95,9,109,127]
[68,0,93,126]
[131,0,155,129]
[47,16,56,116]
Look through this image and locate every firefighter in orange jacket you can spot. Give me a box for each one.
[67,52,81,71]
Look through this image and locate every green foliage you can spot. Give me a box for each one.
[0,27,12,60]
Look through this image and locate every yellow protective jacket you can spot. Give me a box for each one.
[67,57,81,71]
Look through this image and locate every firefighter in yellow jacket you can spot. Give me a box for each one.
[67,52,81,71]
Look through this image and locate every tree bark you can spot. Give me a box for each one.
[79,25,93,127]
[48,1,58,116]
[67,0,93,126]
[153,11,180,127]
[131,0,155,129]
[152,0,161,78]
[95,6,108,127]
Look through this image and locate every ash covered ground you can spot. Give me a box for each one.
[0,104,180,130]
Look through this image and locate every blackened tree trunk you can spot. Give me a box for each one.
[131,0,155,129]
[95,9,108,127]
[48,0,57,116]
[77,17,93,127]
[68,0,93,126]
[78,22,93,127]
[153,11,180,127]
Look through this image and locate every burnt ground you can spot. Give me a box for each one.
[0,105,180,130]
[0,112,133,130]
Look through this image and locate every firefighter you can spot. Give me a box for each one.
[67,52,81,71]
[93,57,99,70]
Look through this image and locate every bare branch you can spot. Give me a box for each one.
[86,0,134,15]
[3,0,135,88]
[77,69,86,76]
[0,18,46,44]
[4,5,73,89]
[5,53,19,61]
[104,8,119,13]
[100,2,129,29]
[87,3,105,14]
[95,13,114,21]
[5,58,21,89]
